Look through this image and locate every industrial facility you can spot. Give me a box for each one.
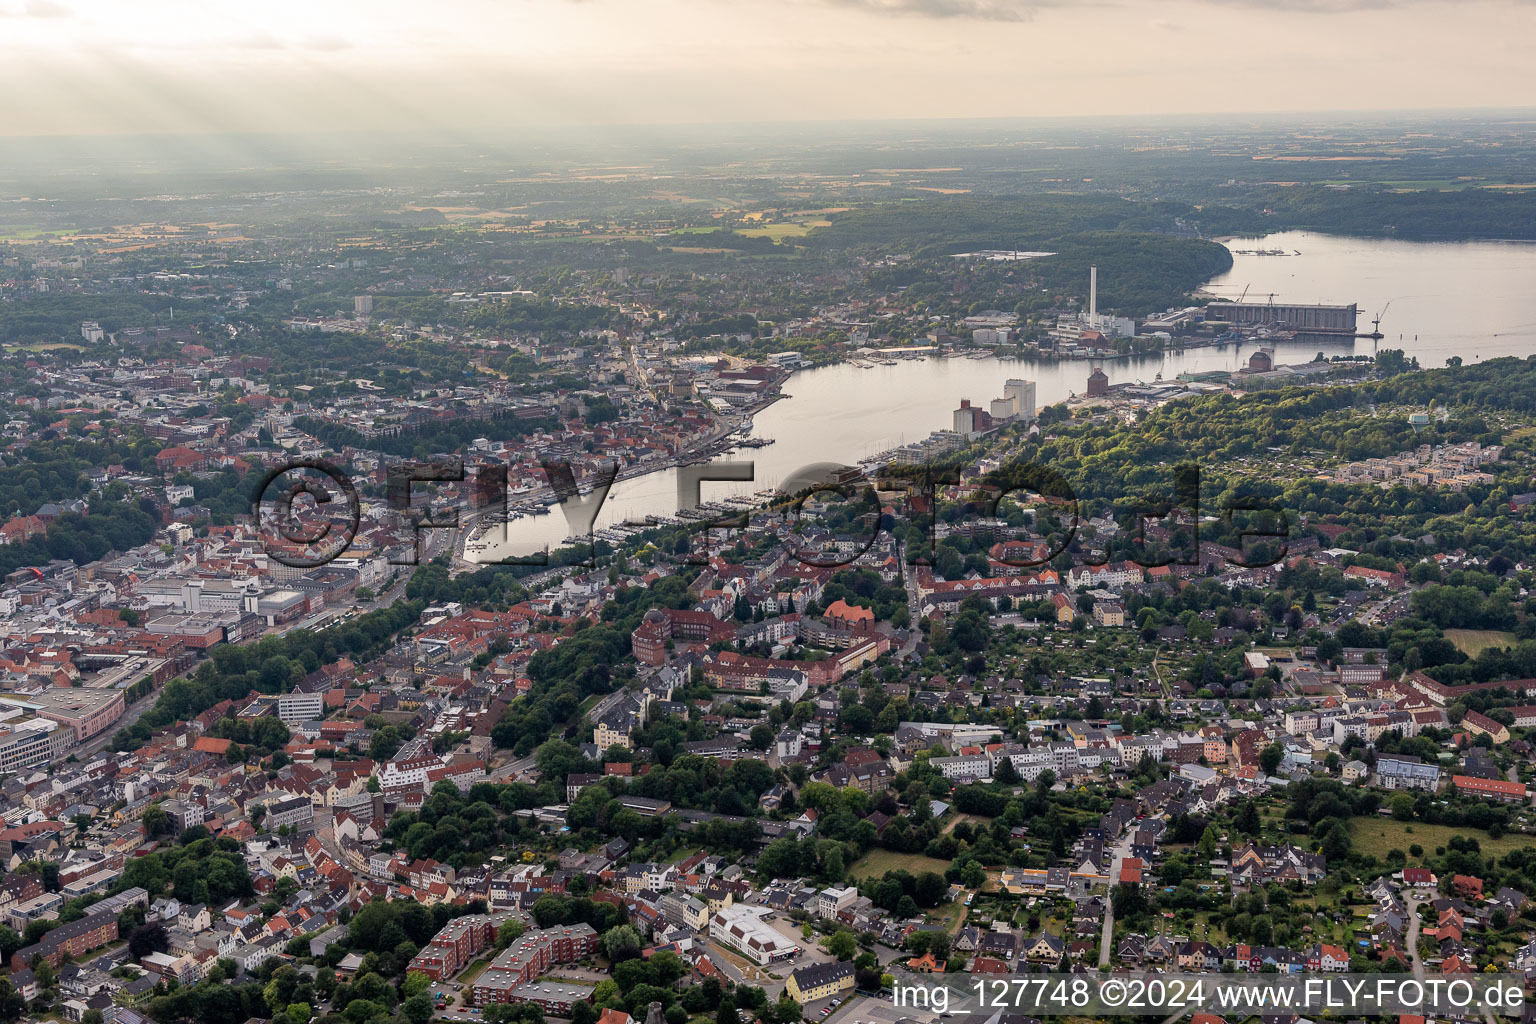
[1203,301,1359,335]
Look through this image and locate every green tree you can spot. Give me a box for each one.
[1259,742,1285,775]
[402,994,434,1024]
[599,924,643,962]
[0,980,23,1024]
[142,803,172,837]
[826,931,857,961]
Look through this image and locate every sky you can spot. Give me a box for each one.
[0,0,1533,135]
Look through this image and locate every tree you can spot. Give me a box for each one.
[1320,822,1352,861]
[344,1000,386,1024]
[598,924,643,963]
[1111,883,1147,920]
[826,931,857,961]
[402,994,434,1024]
[129,921,169,959]
[994,757,1020,785]
[1234,801,1261,837]
[493,919,526,949]
[914,872,947,908]
[1198,825,1219,859]
[1259,741,1285,775]
[142,804,172,837]
[0,927,20,967]
[0,981,21,1024]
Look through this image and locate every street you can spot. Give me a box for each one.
[1098,829,1134,967]
[1405,893,1426,981]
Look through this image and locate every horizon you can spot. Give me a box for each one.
[2,107,1536,141]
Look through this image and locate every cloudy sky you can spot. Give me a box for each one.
[0,0,1532,134]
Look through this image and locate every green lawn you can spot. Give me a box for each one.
[735,220,830,239]
[1349,819,1530,861]
[3,342,84,353]
[1443,629,1518,657]
[848,847,953,880]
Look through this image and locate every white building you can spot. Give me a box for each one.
[814,886,857,920]
[709,904,798,965]
[932,754,991,781]
[1005,379,1037,424]
[276,691,325,725]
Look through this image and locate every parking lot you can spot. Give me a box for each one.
[768,916,839,969]
[822,994,939,1024]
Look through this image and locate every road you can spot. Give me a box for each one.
[490,752,539,782]
[77,687,158,759]
[1402,893,1494,1024]
[899,539,924,653]
[1098,829,1135,967]
[1405,893,1426,981]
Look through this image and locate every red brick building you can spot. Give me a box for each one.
[630,608,735,667]
[12,910,118,970]
[408,914,497,982]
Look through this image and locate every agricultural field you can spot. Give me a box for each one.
[734,219,831,240]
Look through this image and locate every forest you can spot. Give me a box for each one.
[802,195,1234,314]
[1231,186,1536,243]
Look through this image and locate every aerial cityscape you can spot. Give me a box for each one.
[1,5,1536,1024]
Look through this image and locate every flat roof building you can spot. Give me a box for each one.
[709,904,798,965]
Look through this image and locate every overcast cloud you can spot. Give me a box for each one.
[0,0,1527,134]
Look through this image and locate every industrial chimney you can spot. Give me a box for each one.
[1089,265,1098,322]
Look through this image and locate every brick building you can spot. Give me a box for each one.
[12,910,118,970]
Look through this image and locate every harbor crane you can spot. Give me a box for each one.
[1361,300,1391,340]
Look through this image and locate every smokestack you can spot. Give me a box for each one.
[1089,266,1097,321]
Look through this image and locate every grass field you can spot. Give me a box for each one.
[1444,628,1518,657]
[0,225,78,241]
[848,847,952,880]
[1349,819,1530,861]
[928,901,967,933]
[3,342,84,353]
[735,220,831,239]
